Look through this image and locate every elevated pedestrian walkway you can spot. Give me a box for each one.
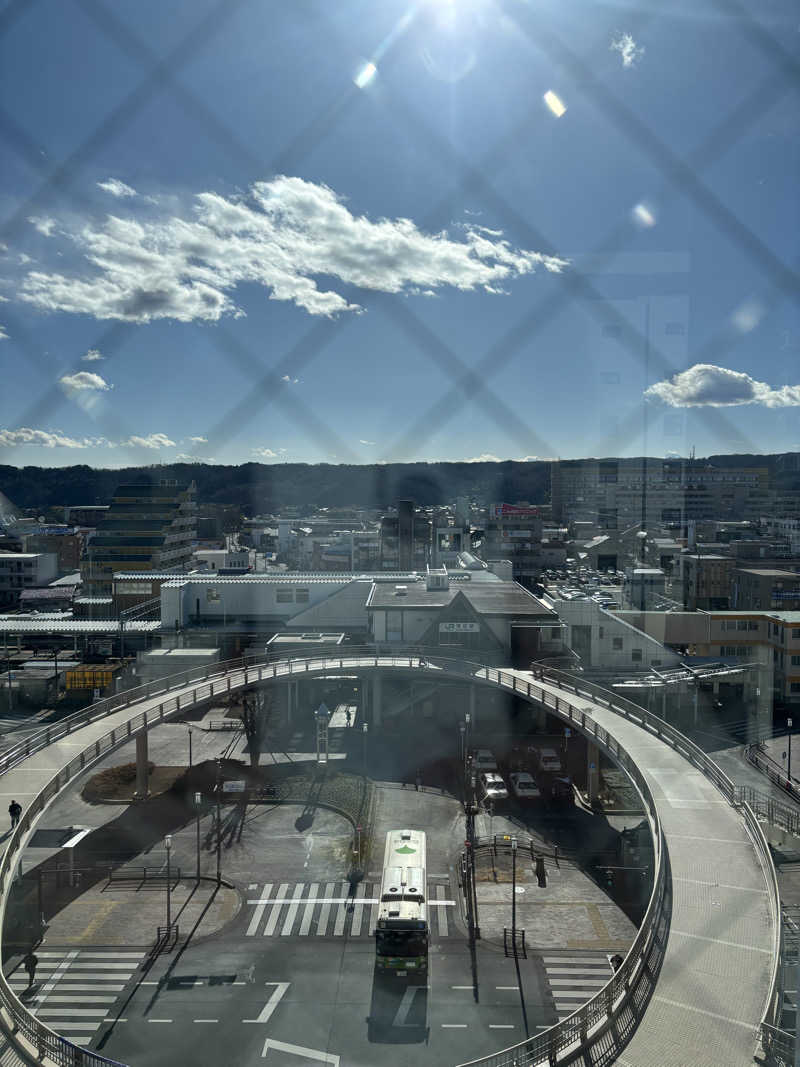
[0,654,780,1067]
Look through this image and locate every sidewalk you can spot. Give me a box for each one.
[35,877,240,948]
[759,733,800,787]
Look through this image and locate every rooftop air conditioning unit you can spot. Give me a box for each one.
[395,585,407,596]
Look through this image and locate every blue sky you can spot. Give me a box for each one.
[0,0,798,469]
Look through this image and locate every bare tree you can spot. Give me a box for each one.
[241,688,273,768]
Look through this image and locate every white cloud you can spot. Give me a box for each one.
[359,439,375,445]
[18,176,568,323]
[59,371,111,394]
[124,432,176,449]
[611,33,644,68]
[0,325,7,341]
[462,453,503,463]
[81,348,103,362]
[251,447,279,459]
[175,452,203,462]
[645,363,800,408]
[188,435,208,444]
[97,178,137,199]
[28,216,56,237]
[0,427,108,449]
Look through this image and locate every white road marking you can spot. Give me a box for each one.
[452,985,473,990]
[350,883,366,936]
[436,884,448,937]
[442,1023,467,1028]
[653,995,758,1029]
[262,1038,339,1064]
[243,983,290,1024]
[333,882,348,936]
[671,929,772,954]
[148,1018,172,1023]
[490,1024,515,1029]
[247,883,273,936]
[299,883,319,936]
[194,1019,219,1023]
[392,986,428,1028]
[316,882,335,936]
[496,986,519,991]
[282,884,305,936]
[264,883,289,937]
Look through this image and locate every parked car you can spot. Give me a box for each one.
[472,748,498,772]
[508,771,541,801]
[532,746,563,774]
[479,772,508,804]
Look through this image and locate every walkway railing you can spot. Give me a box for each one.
[746,742,800,805]
[0,651,778,1067]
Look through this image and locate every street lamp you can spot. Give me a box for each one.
[194,791,202,883]
[789,718,793,786]
[511,836,518,956]
[459,722,466,771]
[362,723,368,778]
[215,758,222,885]
[188,726,193,769]
[164,835,173,932]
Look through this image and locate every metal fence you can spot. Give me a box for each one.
[0,651,781,1067]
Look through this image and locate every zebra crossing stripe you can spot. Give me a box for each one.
[333,883,349,936]
[264,883,289,937]
[299,883,319,936]
[246,883,273,936]
[351,883,366,936]
[316,883,335,936]
[282,884,305,936]
[436,884,448,937]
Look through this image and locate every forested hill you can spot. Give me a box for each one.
[0,460,551,512]
[1,453,796,513]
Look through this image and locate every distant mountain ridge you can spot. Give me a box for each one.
[0,453,797,513]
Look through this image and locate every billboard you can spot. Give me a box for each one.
[493,503,541,518]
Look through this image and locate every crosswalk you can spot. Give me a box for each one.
[6,949,143,1048]
[540,952,615,1021]
[245,880,454,939]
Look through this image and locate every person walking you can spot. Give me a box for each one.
[345,708,352,728]
[8,800,22,829]
[23,951,38,988]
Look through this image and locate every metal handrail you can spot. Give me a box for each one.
[0,651,776,1067]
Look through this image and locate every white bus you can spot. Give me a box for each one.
[375,828,429,976]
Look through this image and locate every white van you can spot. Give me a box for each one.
[532,746,562,774]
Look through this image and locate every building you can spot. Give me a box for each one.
[552,596,681,672]
[476,502,567,586]
[681,554,735,611]
[624,567,666,610]
[193,547,251,573]
[0,551,59,608]
[732,568,800,612]
[379,500,431,571]
[21,527,83,573]
[551,458,770,531]
[62,505,110,527]
[81,481,197,596]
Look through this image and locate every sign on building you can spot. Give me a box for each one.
[439,622,480,633]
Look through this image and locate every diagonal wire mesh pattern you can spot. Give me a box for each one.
[0,0,796,477]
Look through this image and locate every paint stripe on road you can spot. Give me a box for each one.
[351,883,366,937]
[316,882,335,936]
[246,882,273,936]
[282,883,305,936]
[264,882,289,936]
[333,882,349,937]
[299,883,319,936]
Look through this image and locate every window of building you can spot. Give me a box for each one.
[276,589,294,603]
[295,588,310,603]
[793,628,800,640]
[631,648,642,662]
[748,621,759,631]
[737,620,748,631]
[792,655,800,667]
[550,626,560,638]
[792,683,800,694]
[612,637,623,651]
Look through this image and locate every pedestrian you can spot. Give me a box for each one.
[345,708,352,728]
[23,951,38,988]
[8,800,21,829]
[415,768,421,792]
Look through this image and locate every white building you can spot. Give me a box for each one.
[552,596,680,672]
[0,551,59,606]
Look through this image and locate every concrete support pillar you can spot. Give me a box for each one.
[287,682,294,726]
[135,732,149,799]
[587,741,600,801]
[372,672,382,728]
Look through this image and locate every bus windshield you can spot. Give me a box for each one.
[376,930,427,957]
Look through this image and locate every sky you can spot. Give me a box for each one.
[0,0,798,470]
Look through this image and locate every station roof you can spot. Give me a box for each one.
[366,581,553,617]
[0,619,160,634]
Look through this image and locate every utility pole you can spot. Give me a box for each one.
[165,835,172,932]
[188,727,193,769]
[215,758,222,885]
[789,718,793,786]
[194,791,202,883]
[511,836,518,956]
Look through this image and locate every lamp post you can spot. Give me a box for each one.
[215,759,222,885]
[188,727,193,769]
[194,791,202,883]
[511,836,518,956]
[789,718,793,786]
[362,723,368,778]
[164,835,173,932]
[459,722,465,777]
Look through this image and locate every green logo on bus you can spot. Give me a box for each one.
[395,845,416,854]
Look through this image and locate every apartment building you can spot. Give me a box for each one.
[82,480,197,595]
[732,568,800,612]
[681,554,735,611]
[0,551,59,607]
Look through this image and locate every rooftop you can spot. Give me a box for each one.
[366,580,553,617]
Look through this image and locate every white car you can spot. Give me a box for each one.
[533,746,563,774]
[509,772,541,801]
[480,772,508,803]
[472,748,498,772]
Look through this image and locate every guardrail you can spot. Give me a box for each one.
[0,651,776,1067]
[745,743,800,805]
